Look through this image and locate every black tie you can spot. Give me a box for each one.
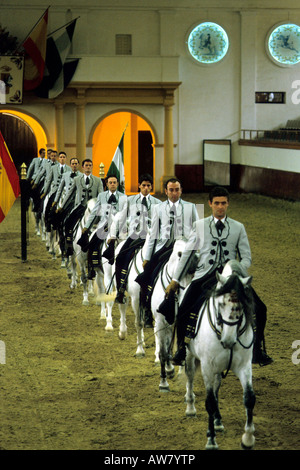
[216,220,225,236]
[70,172,76,178]
[108,193,116,204]
[86,177,90,185]
[142,197,148,210]
[166,205,176,247]
[170,204,176,218]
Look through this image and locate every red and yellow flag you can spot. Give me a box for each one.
[0,131,20,223]
[23,8,49,91]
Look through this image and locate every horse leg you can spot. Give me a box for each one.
[94,271,107,320]
[34,212,41,236]
[205,387,219,450]
[185,352,197,417]
[69,254,77,289]
[118,303,128,340]
[238,367,256,449]
[105,301,114,331]
[41,213,46,241]
[165,330,175,380]
[132,295,145,357]
[103,269,114,331]
[157,330,174,392]
[153,320,161,364]
[212,374,224,431]
[50,230,57,260]
[159,351,169,392]
[80,267,89,306]
[45,231,50,250]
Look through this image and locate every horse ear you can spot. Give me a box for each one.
[241,275,252,286]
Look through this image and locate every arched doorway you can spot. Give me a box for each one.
[91,111,155,193]
[0,110,47,172]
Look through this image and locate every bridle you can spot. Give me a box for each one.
[208,294,252,345]
[206,293,254,378]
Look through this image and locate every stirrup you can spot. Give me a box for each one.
[115,292,126,304]
[172,346,186,366]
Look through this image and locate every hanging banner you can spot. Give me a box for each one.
[0,56,24,104]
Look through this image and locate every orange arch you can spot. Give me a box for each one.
[0,109,48,153]
[91,111,156,193]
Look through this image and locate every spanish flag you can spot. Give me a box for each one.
[0,131,20,223]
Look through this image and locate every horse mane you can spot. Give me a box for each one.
[212,273,255,327]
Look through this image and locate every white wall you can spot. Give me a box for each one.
[1,0,300,177]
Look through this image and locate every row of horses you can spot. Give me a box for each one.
[33,196,256,451]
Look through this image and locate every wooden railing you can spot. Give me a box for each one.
[240,128,300,142]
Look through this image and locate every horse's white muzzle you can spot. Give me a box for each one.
[221,338,236,349]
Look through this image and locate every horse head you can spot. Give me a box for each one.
[214,262,255,349]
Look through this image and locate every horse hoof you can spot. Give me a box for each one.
[166,369,175,379]
[159,379,170,392]
[118,331,127,340]
[82,300,89,306]
[214,419,224,432]
[241,434,255,450]
[205,439,218,450]
[105,325,113,332]
[159,386,170,392]
[135,352,145,358]
[185,409,196,417]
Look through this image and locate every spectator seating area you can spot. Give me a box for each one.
[262,119,300,142]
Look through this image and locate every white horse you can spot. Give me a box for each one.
[68,200,118,331]
[184,260,256,450]
[151,240,196,391]
[42,193,60,260]
[93,240,116,332]
[111,237,149,354]
[68,199,96,306]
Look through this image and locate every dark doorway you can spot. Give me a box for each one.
[138,130,153,179]
[0,113,37,173]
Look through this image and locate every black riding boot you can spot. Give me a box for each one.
[172,327,187,366]
[172,310,199,366]
[252,338,273,366]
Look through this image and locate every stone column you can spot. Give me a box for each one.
[160,90,176,192]
[55,103,64,153]
[76,104,86,163]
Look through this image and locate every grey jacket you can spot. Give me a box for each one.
[33,159,57,186]
[43,163,71,196]
[122,193,161,238]
[84,190,128,238]
[173,215,252,282]
[144,199,199,260]
[54,170,81,205]
[60,174,104,209]
[27,157,44,180]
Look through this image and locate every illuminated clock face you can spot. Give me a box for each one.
[187,22,229,64]
[267,23,300,66]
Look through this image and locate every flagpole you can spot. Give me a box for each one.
[16,6,50,52]
[119,122,129,142]
[47,17,80,38]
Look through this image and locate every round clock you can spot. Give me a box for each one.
[187,22,229,64]
[267,23,300,66]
